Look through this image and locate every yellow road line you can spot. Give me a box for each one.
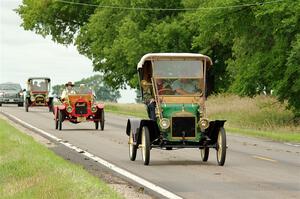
[252,155,277,162]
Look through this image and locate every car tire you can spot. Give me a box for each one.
[100,110,105,131]
[55,110,58,130]
[129,127,137,161]
[58,110,63,131]
[200,147,209,162]
[141,126,150,165]
[25,98,29,112]
[216,127,226,166]
[0,103,2,107]
[95,121,99,130]
[18,103,24,107]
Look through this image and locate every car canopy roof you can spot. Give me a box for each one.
[137,53,213,70]
[27,77,51,82]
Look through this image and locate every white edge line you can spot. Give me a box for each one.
[1,111,183,199]
[284,142,300,147]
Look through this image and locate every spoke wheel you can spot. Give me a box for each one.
[141,126,150,165]
[100,110,105,131]
[200,147,209,162]
[216,127,226,166]
[58,110,63,131]
[129,128,137,161]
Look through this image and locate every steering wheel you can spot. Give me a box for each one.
[158,88,175,95]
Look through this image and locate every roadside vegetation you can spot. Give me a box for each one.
[0,118,123,199]
[106,94,300,143]
[17,0,300,117]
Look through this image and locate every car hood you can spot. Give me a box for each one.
[161,103,199,118]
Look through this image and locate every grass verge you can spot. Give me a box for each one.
[0,118,123,199]
[105,95,300,143]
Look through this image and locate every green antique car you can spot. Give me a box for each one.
[126,53,227,166]
[24,77,53,112]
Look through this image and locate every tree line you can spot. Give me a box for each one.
[52,75,121,102]
[17,0,300,117]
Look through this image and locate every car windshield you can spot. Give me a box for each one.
[29,79,48,91]
[152,60,203,78]
[0,84,21,91]
[154,78,203,96]
[74,87,93,95]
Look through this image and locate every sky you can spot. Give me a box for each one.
[0,0,136,103]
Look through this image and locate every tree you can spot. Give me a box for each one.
[16,0,300,116]
[187,0,300,116]
[52,75,121,102]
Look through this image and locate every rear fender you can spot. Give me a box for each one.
[205,120,226,144]
[126,119,141,144]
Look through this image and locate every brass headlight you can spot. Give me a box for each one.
[30,96,35,101]
[160,118,170,130]
[66,106,72,113]
[91,106,97,113]
[199,118,209,129]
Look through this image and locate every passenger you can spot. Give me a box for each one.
[61,81,75,100]
[78,84,87,94]
[171,79,200,95]
[39,81,47,91]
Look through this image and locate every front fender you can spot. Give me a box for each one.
[126,119,140,136]
[205,120,226,144]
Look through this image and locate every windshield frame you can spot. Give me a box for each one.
[28,79,50,92]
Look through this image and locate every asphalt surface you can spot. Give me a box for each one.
[1,105,299,199]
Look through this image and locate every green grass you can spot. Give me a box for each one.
[105,95,300,143]
[0,118,123,199]
[105,103,147,118]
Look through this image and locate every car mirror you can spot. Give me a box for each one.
[140,80,152,91]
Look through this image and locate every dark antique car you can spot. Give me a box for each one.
[126,53,227,166]
[0,83,24,107]
[24,77,53,112]
[53,91,105,131]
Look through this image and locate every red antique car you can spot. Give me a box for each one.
[53,93,105,130]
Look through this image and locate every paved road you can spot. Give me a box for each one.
[1,105,299,199]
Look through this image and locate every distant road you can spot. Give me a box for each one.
[1,105,299,199]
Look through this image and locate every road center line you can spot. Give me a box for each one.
[1,111,183,199]
[252,155,277,163]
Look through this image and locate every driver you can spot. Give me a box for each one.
[32,81,39,90]
[171,79,201,95]
[61,81,75,100]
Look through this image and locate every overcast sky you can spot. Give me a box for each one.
[0,0,136,103]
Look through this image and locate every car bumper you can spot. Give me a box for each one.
[0,98,24,104]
